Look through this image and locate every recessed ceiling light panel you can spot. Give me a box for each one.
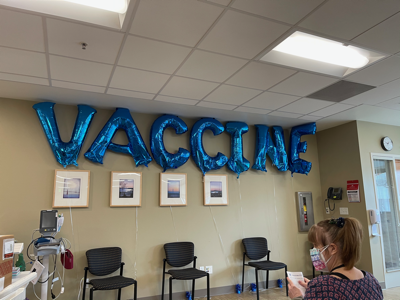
[259,31,386,77]
[64,0,128,13]
[272,32,368,68]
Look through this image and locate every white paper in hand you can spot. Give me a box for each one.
[287,271,306,297]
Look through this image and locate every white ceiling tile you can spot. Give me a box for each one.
[375,96,400,110]
[269,72,337,96]
[197,101,237,110]
[46,19,124,64]
[176,50,247,82]
[231,0,324,24]
[345,56,400,86]
[110,67,170,93]
[207,0,231,5]
[107,88,155,100]
[279,98,333,114]
[204,85,261,105]
[299,115,323,121]
[353,13,400,55]
[155,95,198,106]
[299,0,400,40]
[0,47,47,77]
[234,107,271,114]
[0,73,48,86]
[0,9,44,52]
[198,10,290,59]
[50,56,112,86]
[160,77,219,100]
[243,91,299,110]
[52,80,105,93]
[342,78,400,105]
[130,0,223,47]
[310,103,355,117]
[268,111,303,118]
[118,36,191,74]
[226,62,296,90]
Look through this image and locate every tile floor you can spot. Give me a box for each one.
[209,286,400,300]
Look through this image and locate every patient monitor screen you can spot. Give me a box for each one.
[40,210,58,234]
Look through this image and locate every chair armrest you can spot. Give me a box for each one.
[193,256,197,268]
[84,267,89,271]
[267,250,271,261]
[120,262,125,276]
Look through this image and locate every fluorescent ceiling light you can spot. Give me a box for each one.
[271,32,369,69]
[64,0,128,13]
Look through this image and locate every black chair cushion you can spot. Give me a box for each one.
[164,242,194,267]
[248,260,286,270]
[86,247,122,276]
[90,276,136,290]
[167,268,208,280]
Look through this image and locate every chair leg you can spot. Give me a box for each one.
[255,269,259,300]
[161,274,165,300]
[118,288,121,300]
[169,277,173,300]
[266,270,269,289]
[192,279,195,299]
[242,264,245,292]
[207,273,210,300]
[90,288,94,300]
[285,266,288,297]
[134,281,138,300]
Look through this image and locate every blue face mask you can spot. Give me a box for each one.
[310,245,332,273]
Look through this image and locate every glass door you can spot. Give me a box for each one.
[373,158,400,288]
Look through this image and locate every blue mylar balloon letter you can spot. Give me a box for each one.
[84,108,152,167]
[33,102,96,168]
[252,125,288,172]
[150,115,190,171]
[190,118,228,175]
[226,122,250,178]
[288,122,317,175]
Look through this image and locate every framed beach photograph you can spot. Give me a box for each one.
[204,174,228,206]
[160,173,187,206]
[53,170,90,208]
[110,172,142,207]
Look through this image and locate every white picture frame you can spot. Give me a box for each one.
[204,174,228,206]
[53,170,90,208]
[110,171,142,207]
[160,173,187,206]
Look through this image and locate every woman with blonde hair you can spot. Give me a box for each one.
[288,217,383,300]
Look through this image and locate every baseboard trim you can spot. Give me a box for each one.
[135,280,286,300]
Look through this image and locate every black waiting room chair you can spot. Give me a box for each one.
[242,237,288,299]
[82,247,137,300]
[161,242,210,300]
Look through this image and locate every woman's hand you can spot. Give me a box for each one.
[299,277,310,289]
[287,277,303,299]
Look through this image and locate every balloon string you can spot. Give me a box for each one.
[134,207,138,280]
[170,206,178,242]
[237,178,245,239]
[272,175,282,262]
[208,206,236,285]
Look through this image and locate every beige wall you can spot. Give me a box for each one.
[0,98,324,300]
[356,120,400,283]
[316,121,372,273]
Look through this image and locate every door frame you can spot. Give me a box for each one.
[370,153,400,287]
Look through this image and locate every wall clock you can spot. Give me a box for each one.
[381,136,393,151]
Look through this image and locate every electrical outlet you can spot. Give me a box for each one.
[339,207,349,215]
[199,266,205,271]
[205,266,213,274]
[86,278,90,283]
[325,207,330,214]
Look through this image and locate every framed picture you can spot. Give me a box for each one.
[160,173,187,206]
[110,172,142,207]
[204,174,228,206]
[53,170,90,208]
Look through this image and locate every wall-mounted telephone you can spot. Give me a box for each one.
[327,187,342,200]
[325,187,343,212]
